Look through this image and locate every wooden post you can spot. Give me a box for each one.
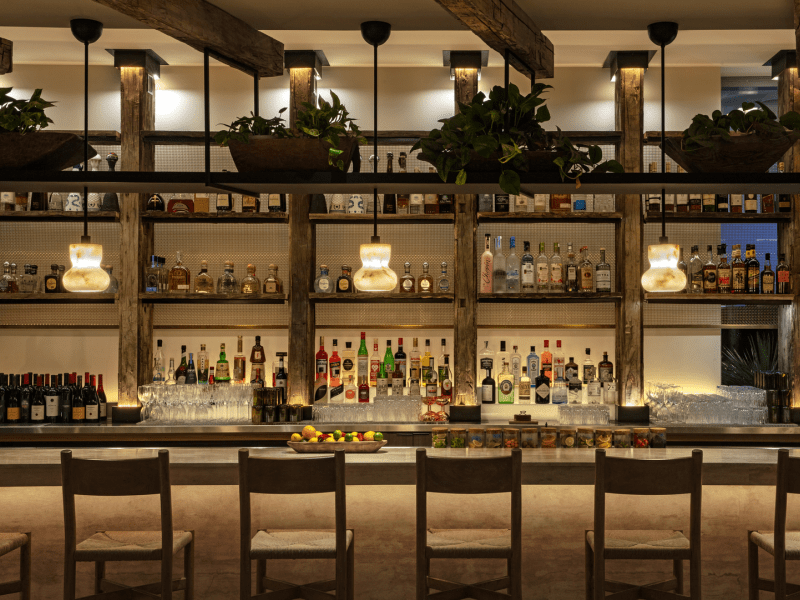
[614,67,645,406]
[454,68,478,114]
[118,66,155,405]
[454,194,477,397]
[289,68,317,130]
[0,38,12,75]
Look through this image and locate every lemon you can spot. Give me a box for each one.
[350,432,359,438]
[302,425,317,440]
[324,437,335,443]
[290,433,303,442]
[336,437,345,443]
[363,431,375,441]
[315,431,323,439]
[310,437,319,443]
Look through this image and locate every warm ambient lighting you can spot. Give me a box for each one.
[353,243,398,292]
[641,243,686,293]
[62,243,110,293]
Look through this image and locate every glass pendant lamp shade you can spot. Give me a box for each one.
[62,243,110,292]
[641,243,686,292]
[353,242,398,292]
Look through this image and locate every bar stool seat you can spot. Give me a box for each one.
[0,533,28,556]
[76,530,193,562]
[426,529,512,559]
[750,530,800,559]
[586,529,691,559]
[251,529,353,560]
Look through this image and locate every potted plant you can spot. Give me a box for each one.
[0,87,97,170]
[215,91,365,173]
[411,83,623,195]
[665,101,800,173]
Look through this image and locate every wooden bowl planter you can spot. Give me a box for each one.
[662,131,800,173]
[227,136,360,173]
[419,149,567,175]
[0,131,97,171]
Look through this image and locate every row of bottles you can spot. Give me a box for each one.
[146,191,286,214]
[678,244,790,294]
[0,262,118,293]
[0,372,107,424]
[479,193,615,213]
[145,253,284,295]
[313,262,450,293]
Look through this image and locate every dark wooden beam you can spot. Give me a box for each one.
[0,38,12,75]
[90,0,283,77]
[288,67,317,130]
[433,0,554,79]
[454,194,477,398]
[454,67,479,115]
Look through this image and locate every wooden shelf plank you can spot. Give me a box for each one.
[139,293,286,304]
[309,292,454,303]
[0,211,120,222]
[310,213,454,225]
[478,211,622,222]
[644,211,791,223]
[142,211,288,223]
[0,293,117,304]
[478,293,622,303]
[644,293,793,305]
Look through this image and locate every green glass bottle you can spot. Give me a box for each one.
[382,339,395,375]
[215,343,231,383]
[357,331,369,384]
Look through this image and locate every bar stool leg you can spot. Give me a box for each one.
[347,535,355,600]
[584,535,593,600]
[20,533,31,600]
[747,534,759,600]
[673,559,684,594]
[184,533,195,600]
[256,559,266,594]
[416,554,426,600]
[775,550,787,600]
[161,549,173,600]
[689,550,702,600]
[63,552,76,600]
[94,561,105,594]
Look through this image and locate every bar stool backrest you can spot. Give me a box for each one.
[593,449,703,556]
[771,449,800,557]
[60,449,173,555]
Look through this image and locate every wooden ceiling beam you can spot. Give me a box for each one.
[90,0,283,77]
[434,0,554,79]
[0,39,12,75]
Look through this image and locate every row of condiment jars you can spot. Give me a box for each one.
[431,426,667,449]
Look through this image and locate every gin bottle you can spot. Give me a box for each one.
[518,367,531,403]
[498,361,514,404]
[579,246,593,293]
[595,248,611,293]
[565,243,578,292]
[510,345,522,384]
[506,236,520,292]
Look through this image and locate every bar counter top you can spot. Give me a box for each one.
[0,446,792,487]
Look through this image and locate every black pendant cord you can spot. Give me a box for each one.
[203,48,211,188]
[373,43,379,242]
[660,43,667,244]
[82,40,89,242]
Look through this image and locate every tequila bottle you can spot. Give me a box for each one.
[336,265,354,293]
[400,262,415,292]
[536,242,549,293]
[717,245,731,294]
[314,265,333,293]
[688,245,703,294]
[240,264,261,295]
[217,261,239,294]
[194,260,214,293]
[595,248,611,293]
[263,264,283,294]
[550,242,563,292]
[168,251,190,293]
[418,262,434,293]
[579,246,593,293]
[506,236,520,292]
[479,233,493,293]
[498,361,514,404]
[492,236,507,293]
[521,241,535,293]
[437,262,450,292]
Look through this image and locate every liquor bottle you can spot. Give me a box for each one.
[409,169,424,214]
[421,339,434,383]
[408,337,421,384]
[314,265,334,293]
[492,236,507,294]
[358,375,370,403]
[217,261,239,294]
[506,237,520,292]
[510,345,522,384]
[440,355,452,400]
[397,153,410,214]
[478,341,495,399]
[745,194,759,214]
[519,367,531,403]
[553,340,565,380]
[572,193,586,212]
[0,262,16,293]
[234,336,246,383]
[31,376,45,423]
[595,248,611,293]
[564,243,578,293]
[145,256,160,294]
[731,244,746,294]
[216,190,232,212]
[186,354,198,385]
[369,338,380,387]
[762,253,775,294]
[241,265,261,295]
[480,234,493,293]
[688,193,701,212]
[175,346,188,384]
[534,368,550,404]
[579,246,594,293]
[678,247,688,293]
[96,374,107,421]
[586,362,602,404]
[533,194,548,212]
[242,194,260,213]
[19,373,33,422]
[494,194,510,212]
[151,339,165,384]
[778,163,792,212]
[400,262,416,293]
[498,361,514,404]
[541,340,552,379]
[146,193,165,211]
[168,251,190,293]
[717,245,731,294]
[716,193,729,212]
[315,336,329,387]
[582,347,596,384]
[688,245,703,294]
[382,339,395,377]
[358,332,369,383]
[45,374,59,423]
[598,352,613,383]
[267,194,286,213]
[208,366,215,386]
[478,194,494,212]
[275,352,288,403]
[72,375,85,423]
[730,193,744,213]
[551,370,568,405]
[438,193,453,214]
[336,265,354,293]
[383,153,397,214]
[44,264,59,294]
[550,242,564,293]
[84,374,99,424]
[418,262,434,293]
[437,262,450,292]
[676,167,689,212]
[702,194,716,213]
[536,242,549,293]
[521,242,535,293]
[424,169,439,214]
[263,264,283,294]
[515,194,529,213]
[646,162,660,212]
[347,194,365,214]
[376,362,389,396]
[526,346,539,389]
[777,254,791,294]
[703,245,717,293]
[481,367,496,404]
[330,194,347,214]
[550,193,571,212]
[391,361,404,396]
[389,338,406,384]
[215,344,231,383]
[746,244,760,294]
[345,375,358,403]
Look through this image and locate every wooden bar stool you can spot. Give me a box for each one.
[0,532,30,599]
[238,448,353,600]
[415,447,522,600]
[61,449,194,600]
[585,449,703,600]
[748,448,800,599]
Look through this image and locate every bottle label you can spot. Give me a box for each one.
[499,379,513,395]
[748,269,759,291]
[31,406,44,421]
[595,270,611,292]
[480,256,493,292]
[316,358,328,375]
[358,387,370,401]
[583,365,596,383]
[370,360,380,383]
[521,264,534,284]
[392,377,404,392]
[410,359,421,380]
[566,366,579,381]
[420,279,431,291]
[703,195,715,207]
[482,385,494,402]
[537,263,549,287]
[732,266,746,291]
[216,363,230,379]
[703,270,717,289]
[86,405,98,420]
[479,358,493,371]
[439,278,450,292]
[6,407,19,420]
[599,367,613,382]
[72,407,85,420]
[581,268,593,290]
[345,388,357,401]
[588,381,601,398]
[100,401,106,418]
[550,264,563,286]
[314,380,328,403]
[536,384,550,401]
[442,379,452,394]
[718,269,731,286]
[779,271,790,283]
[319,279,329,291]
[45,395,58,417]
[176,375,186,384]
[343,358,354,371]
[252,351,263,362]
[763,274,775,290]
[46,279,57,291]
[745,197,758,211]
[329,384,344,402]
[397,359,407,381]
[330,358,341,378]
[567,266,577,284]
[265,282,279,293]
[338,279,350,291]
[511,357,521,380]
[242,196,257,209]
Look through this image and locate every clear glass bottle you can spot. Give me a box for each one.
[498,361,514,404]
[418,262,434,293]
[217,261,239,295]
[526,345,540,384]
[595,248,611,293]
[233,336,246,382]
[506,236,520,292]
[518,367,531,403]
[480,233,493,293]
[194,260,215,293]
[492,235,506,293]
[688,245,703,294]
[536,242,549,293]
[550,371,568,405]
[18,265,34,293]
[521,241,535,293]
[314,264,333,293]
[8,263,19,293]
[550,242,563,292]
[198,344,210,384]
[336,265,354,293]
[168,251,190,293]
[564,243,578,293]
[165,358,176,386]
[241,264,261,295]
[553,340,565,380]
[153,339,165,384]
[717,245,731,294]
[103,265,118,293]
[579,246,593,293]
[344,375,357,403]
[263,264,283,294]
[437,262,450,293]
[400,262,415,293]
[510,345,522,384]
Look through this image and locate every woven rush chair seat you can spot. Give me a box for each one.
[75,530,194,562]
[251,529,354,560]
[426,529,512,559]
[586,530,691,560]
[0,533,28,557]
[750,531,800,559]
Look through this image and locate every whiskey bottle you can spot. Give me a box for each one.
[518,367,531,404]
[424,169,439,214]
[717,245,731,294]
[437,262,450,293]
[494,194,510,212]
[702,193,716,212]
[418,262,434,293]
[330,194,347,214]
[168,252,190,293]
[646,162,660,212]
[745,244,760,293]
[401,262,416,293]
[492,236,507,294]
[688,245,703,294]
[240,264,261,295]
[550,193,571,212]
[598,352,614,383]
[536,242,549,293]
[267,194,286,213]
[263,264,283,294]
[275,352,288,402]
[579,246,594,293]
[762,253,775,294]
[731,244,746,294]
[730,193,744,213]
[702,245,717,293]
[314,265,333,293]
[678,247,688,292]
[595,248,611,293]
[507,237,520,292]
[336,265,354,293]
[383,153,397,214]
[745,194,759,214]
[234,336,247,382]
[146,193,165,211]
[762,191,775,213]
[777,254,791,294]
[480,234,493,293]
[550,242,563,293]
[498,361,514,404]
[217,261,239,295]
[716,193,729,212]
[439,193,453,214]
[688,193,701,212]
[248,337,264,384]
[194,260,215,293]
[521,242,535,293]
[216,191,232,212]
[778,163,792,212]
[242,194,260,213]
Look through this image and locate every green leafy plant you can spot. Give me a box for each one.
[0,88,55,134]
[721,331,778,386]
[215,92,365,170]
[682,101,800,152]
[411,83,623,195]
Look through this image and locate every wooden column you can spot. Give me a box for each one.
[454,67,478,114]
[614,67,645,406]
[118,66,155,405]
[288,67,317,130]
[0,38,12,75]
[454,194,477,396]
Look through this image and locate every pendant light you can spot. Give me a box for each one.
[63,19,110,293]
[353,21,398,292]
[641,21,685,293]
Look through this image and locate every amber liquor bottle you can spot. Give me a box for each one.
[716,245,731,294]
[731,244,746,294]
[745,244,760,293]
[702,245,717,293]
[761,253,775,294]
[168,251,191,293]
[778,163,792,213]
[777,254,791,294]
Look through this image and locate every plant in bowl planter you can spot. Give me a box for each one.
[411,83,623,195]
[0,87,97,170]
[215,92,365,173]
[665,101,800,173]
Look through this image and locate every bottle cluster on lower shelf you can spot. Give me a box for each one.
[0,372,108,424]
[678,243,790,294]
[479,192,616,214]
[314,262,450,294]
[146,190,286,214]
[0,262,118,293]
[478,340,616,405]
[480,235,612,294]
[145,252,284,295]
